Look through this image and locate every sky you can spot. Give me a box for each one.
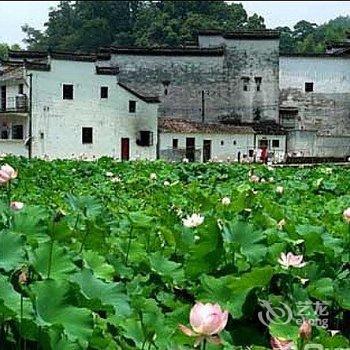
[0,1,349,46]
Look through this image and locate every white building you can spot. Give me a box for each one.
[0,49,287,162]
[0,51,160,160]
[158,117,286,163]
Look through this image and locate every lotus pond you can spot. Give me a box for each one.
[0,156,349,349]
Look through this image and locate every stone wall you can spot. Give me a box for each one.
[107,35,279,123]
[279,55,350,135]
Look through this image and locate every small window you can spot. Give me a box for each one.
[272,139,279,148]
[18,84,24,95]
[137,131,153,146]
[1,130,9,139]
[63,84,74,100]
[259,139,268,148]
[242,77,249,92]
[82,127,93,144]
[255,77,262,91]
[221,140,224,146]
[164,88,168,96]
[233,140,237,145]
[172,138,178,149]
[12,125,23,140]
[129,100,136,113]
[305,82,313,92]
[100,86,108,99]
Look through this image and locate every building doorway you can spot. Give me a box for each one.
[186,137,195,162]
[1,86,6,111]
[203,139,211,162]
[121,138,130,161]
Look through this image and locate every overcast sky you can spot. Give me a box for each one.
[0,1,349,46]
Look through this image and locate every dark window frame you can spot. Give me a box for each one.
[272,139,280,148]
[12,124,24,140]
[18,84,24,95]
[172,138,178,149]
[242,77,250,92]
[255,77,262,91]
[63,84,74,100]
[137,130,153,146]
[100,86,108,99]
[305,82,314,92]
[129,100,136,113]
[82,127,93,144]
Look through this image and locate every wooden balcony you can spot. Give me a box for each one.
[0,95,28,114]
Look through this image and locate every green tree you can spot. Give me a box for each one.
[0,43,21,60]
[21,0,265,50]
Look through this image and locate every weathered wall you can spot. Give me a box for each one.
[108,36,279,123]
[279,56,350,135]
[255,134,286,162]
[28,59,158,160]
[159,132,254,162]
[287,130,350,158]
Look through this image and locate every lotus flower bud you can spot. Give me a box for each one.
[276,186,284,194]
[299,320,312,339]
[221,197,231,205]
[343,208,350,223]
[10,201,24,211]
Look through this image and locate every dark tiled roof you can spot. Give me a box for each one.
[118,82,160,103]
[101,46,224,56]
[219,118,286,135]
[198,29,280,39]
[96,66,119,75]
[8,50,111,62]
[158,117,254,134]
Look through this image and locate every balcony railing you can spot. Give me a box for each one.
[0,95,28,113]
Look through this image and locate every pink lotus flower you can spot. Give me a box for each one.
[278,252,306,269]
[299,319,312,339]
[0,164,17,184]
[10,201,24,211]
[179,302,228,346]
[343,208,350,223]
[250,175,260,183]
[270,337,294,350]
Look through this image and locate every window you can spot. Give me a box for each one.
[220,140,224,146]
[100,86,108,99]
[259,139,268,148]
[242,77,249,91]
[82,127,93,144]
[12,125,23,140]
[1,130,8,139]
[272,139,280,148]
[249,149,254,157]
[136,131,153,146]
[18,84,24,95]
[164,88,168,96]
[255,77,262,91]
[172,138,178,149]
[233,140,237,145]
[63,84,74,100]
[129,100,136,113]
[305,82,313,92]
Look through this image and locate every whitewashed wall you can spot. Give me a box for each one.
[28,59,158,160]
[255,134,286,162]
[280,56,350,93]
[159,132,255,161]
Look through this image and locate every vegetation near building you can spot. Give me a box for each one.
[0,1,349,59]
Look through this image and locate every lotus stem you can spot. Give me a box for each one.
[202,338,207,350]
[125,226,133,266]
